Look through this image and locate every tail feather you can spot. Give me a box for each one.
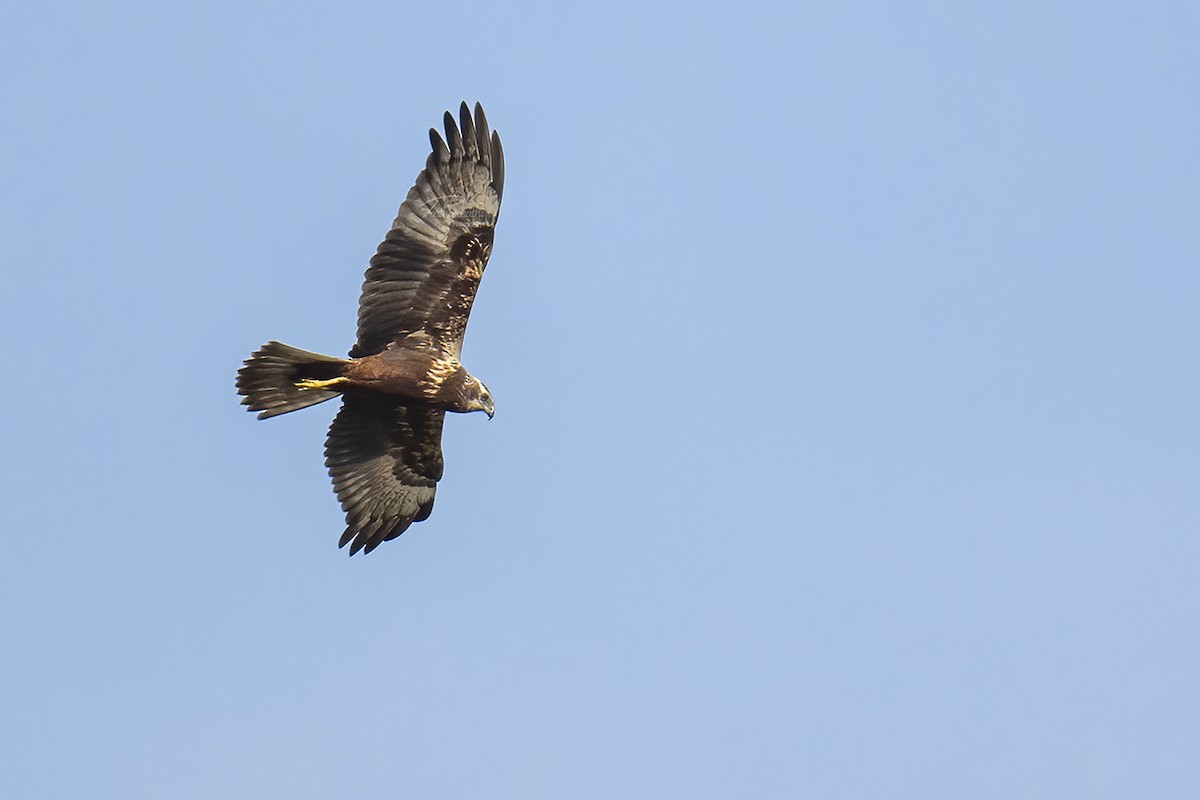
[237,341,348,419]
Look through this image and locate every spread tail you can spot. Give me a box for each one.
[237,341,349,419]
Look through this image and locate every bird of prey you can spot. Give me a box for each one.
[237,102,504,555]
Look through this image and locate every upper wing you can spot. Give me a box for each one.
[351,102,505,359]
[325,394,446,555]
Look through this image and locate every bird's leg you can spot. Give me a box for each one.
[295,376,349,391]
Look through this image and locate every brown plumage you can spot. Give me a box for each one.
[236,102,504,555]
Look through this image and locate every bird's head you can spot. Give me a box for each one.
[464,377,495,419]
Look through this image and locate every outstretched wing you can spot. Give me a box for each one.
[352,102,505,359]
[325,394,446,556]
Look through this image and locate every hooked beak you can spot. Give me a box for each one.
[482,399,495,420]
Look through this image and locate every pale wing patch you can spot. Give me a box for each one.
[421,356,462,398]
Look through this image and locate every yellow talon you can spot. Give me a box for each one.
[295,377,349,391]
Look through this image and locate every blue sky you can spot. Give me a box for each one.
[3,1,1198,797]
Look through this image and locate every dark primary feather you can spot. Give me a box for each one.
[351,102,505,360]
[325,394,446,556]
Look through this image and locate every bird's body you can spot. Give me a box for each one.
[344,348,472,407]
[237,102,504,555]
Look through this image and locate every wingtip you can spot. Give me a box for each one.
[443,110,463,156]
[490,131,505,199]
[429,127,449,163]
[459,102,479,159]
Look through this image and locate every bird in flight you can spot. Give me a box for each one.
[237,102,504,555]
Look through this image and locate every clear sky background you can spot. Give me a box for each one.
[3,1,1197,797]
